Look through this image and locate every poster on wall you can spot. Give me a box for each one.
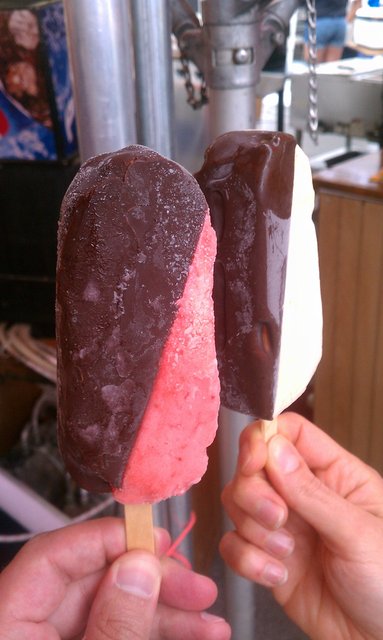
[0,1,77,161]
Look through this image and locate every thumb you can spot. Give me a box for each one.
[266,435,360,549]
[85,551,161,639]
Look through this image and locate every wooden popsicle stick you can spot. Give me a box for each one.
[124,503,155,553]
[259,417,278,442]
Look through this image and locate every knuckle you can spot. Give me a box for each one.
[222,479,249,514]
[91,599,148,640]
[92,614,144,640]
[220,531,262,581]
[294,472,324,504]
[229,478,251,508]
[25,531,49,550]
[235,545,262,581]
[239,427,251,449]
[221,482,233,508]
[231,476,263,513]
[219,531,231,558]
[18,531,51,562]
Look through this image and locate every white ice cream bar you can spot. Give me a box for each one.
[195,130,323,420]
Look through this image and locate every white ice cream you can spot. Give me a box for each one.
[273,145,323,416]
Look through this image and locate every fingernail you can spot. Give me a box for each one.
[254,498,285,529]
[269,436,300,474]
[114,555,159,598]
[200,612,227,624]
[263,563,288,586]
[265,530,295,557]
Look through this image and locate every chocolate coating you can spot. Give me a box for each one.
[195,131,296,418]
[56,145,208,492]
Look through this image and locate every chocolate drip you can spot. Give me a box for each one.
[56,145,208,492]
[195,131,296,418]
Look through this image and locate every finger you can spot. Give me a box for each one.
[159,556,218,611]
[85,551,161,639]
[0,518,170,634]
[0,517,127,622]
[223,422,288,531]
[222,475,287,531]
[277,412,363,473]
[154,527,172,556]
[220,530,288,588]
[278,413,383,517]
[222,499,294,560]
[237,422,268,476]
[151,604,231,640]
[266,434,374,553]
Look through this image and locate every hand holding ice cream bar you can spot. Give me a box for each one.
[196,131,322,436]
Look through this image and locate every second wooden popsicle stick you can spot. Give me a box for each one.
[259,418,278,442]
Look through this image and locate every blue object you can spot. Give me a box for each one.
[304,16,347,48]
[0,1,77,161]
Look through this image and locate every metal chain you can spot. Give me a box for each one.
[179,55,208,110]
[306,0,318,142]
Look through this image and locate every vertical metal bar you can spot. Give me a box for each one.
[208,87,257,140]
[201,1,260,636]
[131,0,175,158]
[202,1,260,141]
[277,88,284,131]
[131,0,191,558]
[63,0,137,161]
[219,406,257,640]
[63,0,184,553]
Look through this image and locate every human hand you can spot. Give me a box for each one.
[220,412,383,640]
[0,517,231,639]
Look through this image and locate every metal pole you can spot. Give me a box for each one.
[63,0,137,161]
[131,0,175,158]
[208,86,257,139]
[202,1,261,140]
[130,0,191,558]
[200,2,261,637]
[219,406,257,640]
[64,0,190,558]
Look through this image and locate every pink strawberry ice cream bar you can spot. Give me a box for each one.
[56,145,220,504]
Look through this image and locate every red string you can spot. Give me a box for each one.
[165,510,197,569]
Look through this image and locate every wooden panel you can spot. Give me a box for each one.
[314,189,383,474]
[315,194,364,450]
[350,202,383,461]
[314,193,341,431]
[368,218,383,472]
[332,197,363,449]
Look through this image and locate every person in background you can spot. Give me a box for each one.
[0,518,231,639]
[304,0,352,62]
[221,412,383,640]
[347,0,363,23]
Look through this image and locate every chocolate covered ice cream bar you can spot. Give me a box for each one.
[196,130,322,421]
[56,145,220,504]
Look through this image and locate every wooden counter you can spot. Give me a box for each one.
[313,152,383,473]
[313,151,383,200]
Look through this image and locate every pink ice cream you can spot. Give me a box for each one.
[114,216,219,503]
